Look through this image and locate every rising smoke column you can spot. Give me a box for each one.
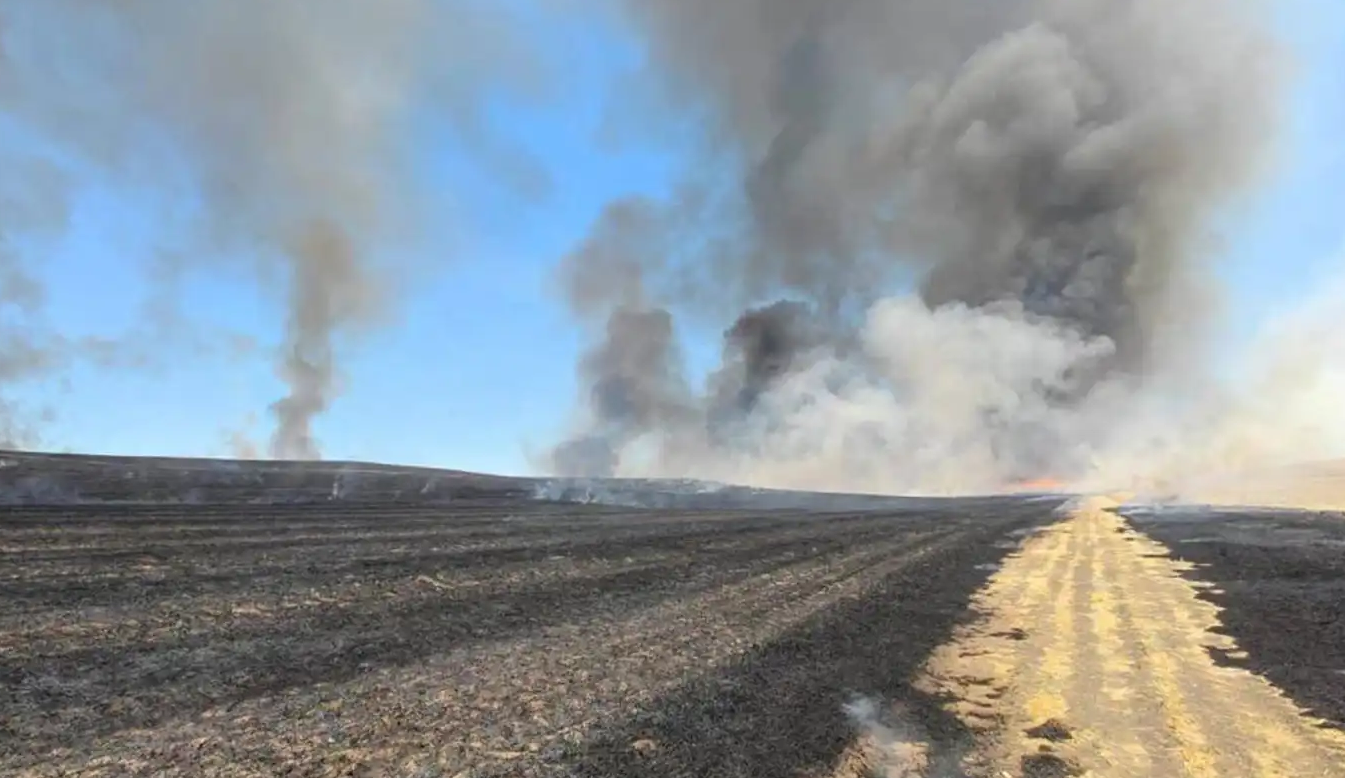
[552,0,1284,489]
[550,200,697,475]
[552,306,692,476]
[0,0,554,458]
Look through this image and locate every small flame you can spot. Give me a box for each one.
[1011,477,1066,492]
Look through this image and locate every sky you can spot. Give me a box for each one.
[2,0,1343,476]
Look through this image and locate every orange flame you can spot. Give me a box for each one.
[1010,477,1066,492]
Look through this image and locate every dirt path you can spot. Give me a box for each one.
[915,496,1345,777]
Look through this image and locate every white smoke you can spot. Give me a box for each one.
[546,0,1345,502]
[1082,263,1345,502]
[589,273,1345,498]
[842,696,966,778]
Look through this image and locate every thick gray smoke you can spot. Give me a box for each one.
[552,306,692,476]
[0,0,553,457]
[712,300,824,417]
[552,0,1294,493]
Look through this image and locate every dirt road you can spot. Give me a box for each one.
[915,497,1345,777]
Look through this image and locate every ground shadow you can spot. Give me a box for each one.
[561,509,1049,777]
[3,511,940,754]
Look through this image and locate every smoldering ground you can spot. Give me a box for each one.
[842,696,967,777]
[0,0,558,457]
[548,0,1345,497]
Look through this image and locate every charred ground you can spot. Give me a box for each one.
[1,453,1343,777]
[1122,505,1345,732]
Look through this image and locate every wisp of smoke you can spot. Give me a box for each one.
[843,696,967,777]
[548,0,1340,497]
[0,0,555,457]
[1080,267,1345,502]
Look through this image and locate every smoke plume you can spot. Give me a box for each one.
[2,0,1330,487]
[551,0,1307,494]
[0,0,553,457]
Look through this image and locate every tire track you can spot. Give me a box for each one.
[1087,509,1159,776]
[1020,520,1078,730]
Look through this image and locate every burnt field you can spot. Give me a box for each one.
[0,453,1060,778]
[5,451,1345,777]
[1122,505,1345,732]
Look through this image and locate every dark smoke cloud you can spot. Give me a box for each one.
[0,0,1309,488]
[709,300,823,419]
[606,0,1278,355]
[551,0,1286,489]
[0,0,556,457]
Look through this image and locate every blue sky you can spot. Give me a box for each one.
[4,0,1343,475]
